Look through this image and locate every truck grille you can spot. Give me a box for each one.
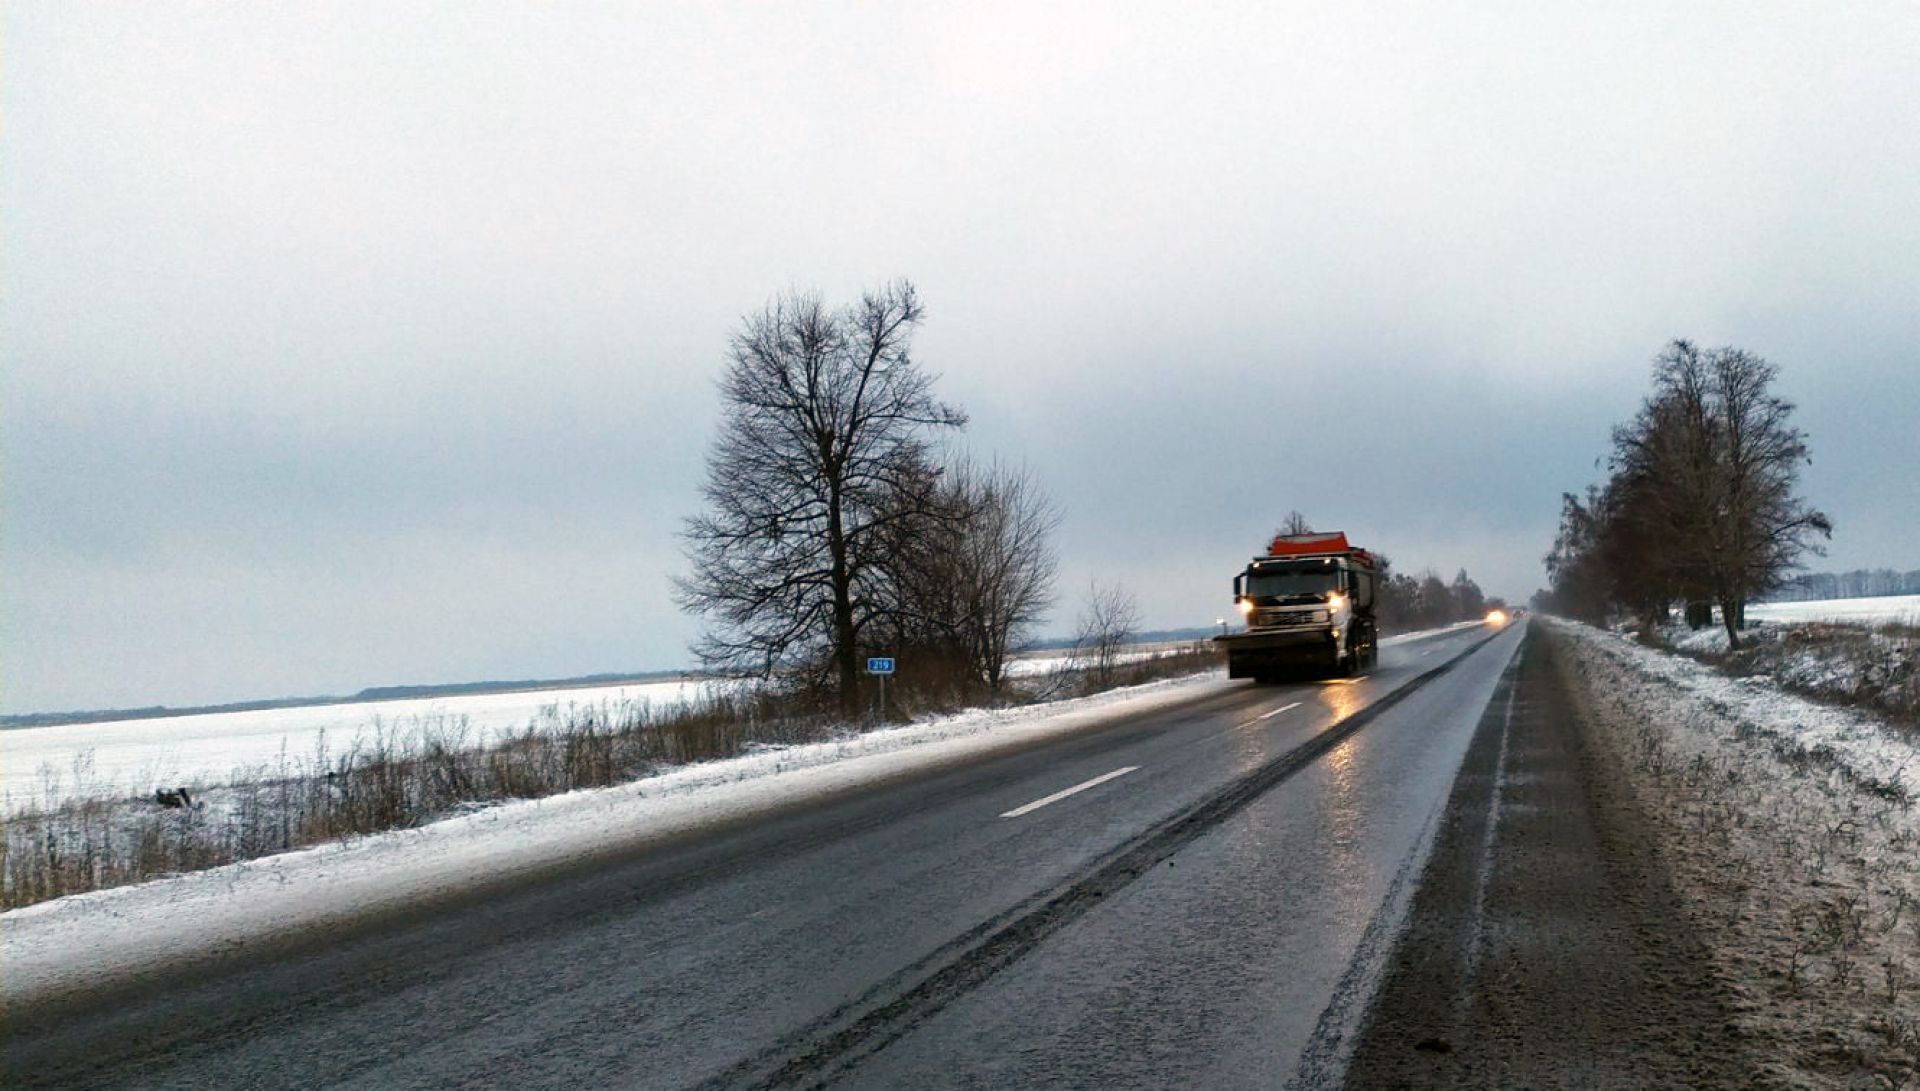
[1257,609,1325,628]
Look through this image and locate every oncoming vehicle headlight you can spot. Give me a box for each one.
[1327,592,1346,612]
[1237,598,1255,616]
[1487,609,1509,625]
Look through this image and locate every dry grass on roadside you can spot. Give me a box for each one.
[1,643,1222,912]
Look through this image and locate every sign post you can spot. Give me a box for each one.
[866,656,896,721]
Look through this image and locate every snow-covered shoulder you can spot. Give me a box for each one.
[1549,617,1919,805]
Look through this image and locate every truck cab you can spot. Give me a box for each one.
[1217,532,1380,682]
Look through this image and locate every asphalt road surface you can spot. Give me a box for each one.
[10,622,1530,1089]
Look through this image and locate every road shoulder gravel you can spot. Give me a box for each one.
[1344,626,1757,1088]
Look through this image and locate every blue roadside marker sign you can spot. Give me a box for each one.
[866,657,896,675]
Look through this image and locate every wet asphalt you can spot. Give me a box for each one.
[7,623,1525,1089]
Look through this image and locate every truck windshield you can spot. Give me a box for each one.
[1246,567,1341,598]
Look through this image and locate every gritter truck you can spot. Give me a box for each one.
[1216,531,1381,682]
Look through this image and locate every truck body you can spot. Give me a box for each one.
[1215,531,1381,682]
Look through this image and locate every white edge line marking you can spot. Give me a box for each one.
[1000,766,1140,819]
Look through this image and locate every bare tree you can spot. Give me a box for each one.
[884,458,1061,693]
[1075,580,1140,689]
[1277,510,1313,537]
[951,460,1061,690]
[676,281,967,712]
[1549,341,1831,644]
[1610,341,1830,647]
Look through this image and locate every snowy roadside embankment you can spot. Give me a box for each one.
[1607,622,1919,805]
[1543,617,1920,1087]
[1663,618,1920,727]
[0,670,1231,1011]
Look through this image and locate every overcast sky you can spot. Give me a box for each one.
[6,2,1917,713]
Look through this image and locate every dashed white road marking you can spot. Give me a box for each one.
[999,766,1139,819]
[1238,701,1302,729]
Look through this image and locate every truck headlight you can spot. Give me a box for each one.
[1237,599,1255,615]
[1327,592,1346,612]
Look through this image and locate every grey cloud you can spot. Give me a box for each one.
[5,1,1916,711]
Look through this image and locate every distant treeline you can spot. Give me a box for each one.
[1376,566,1498,633]
[1023,627,1220,651]
[1762,569,1920,602]
[1,669,698,731]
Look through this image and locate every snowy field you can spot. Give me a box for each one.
[1748,593,1920,627]
[0,647,1173,813]
[0,678,714,814]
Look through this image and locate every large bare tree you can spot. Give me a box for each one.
[676,281,966,710]
[1599,340,1830,646]
[1701,345,1832,644]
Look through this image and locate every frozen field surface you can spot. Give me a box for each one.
[0,635,1397,814]
[0,678,713,812]
[1748,594,1920,626]
[0,648,1173,812]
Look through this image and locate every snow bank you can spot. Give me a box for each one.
[1586,623,1918,804]
[1656,614,1920,726]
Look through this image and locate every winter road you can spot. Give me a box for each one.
[9,622,1533,1088]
